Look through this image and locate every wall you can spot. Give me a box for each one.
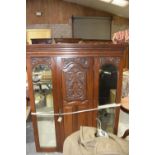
[26,0,128,38]
[26,0,112,24]
[111,16,129,35]
[26,24,72,38]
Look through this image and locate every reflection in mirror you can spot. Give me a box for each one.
[32,64,53,112]
[99,64,117,105]
[122,70,129,97]
[37,116,56,147]
[98,108,115,133]
[98,64,117,133]
[32,64,56,147]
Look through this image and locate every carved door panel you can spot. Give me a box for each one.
[61,57,94,139]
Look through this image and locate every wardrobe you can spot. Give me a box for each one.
[26,43,126,152]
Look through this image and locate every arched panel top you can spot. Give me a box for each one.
[31,57,52,69]
[99,61,118,106]
[63,63,87,73]
[100,57,120,68]
[63,57,89,69]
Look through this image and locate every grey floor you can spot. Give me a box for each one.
[26,121,62,155]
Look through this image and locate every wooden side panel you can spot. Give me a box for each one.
[123,45,129,69]
[63,106,73,138]
[77,104,90,128]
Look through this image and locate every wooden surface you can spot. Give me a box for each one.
[26,43,126,152]
[112,16,129,25]
[121,96,129,113]
[62,57,94,139]
[123,44,129,69]
[26,0,112,25]
[121,96,129,138]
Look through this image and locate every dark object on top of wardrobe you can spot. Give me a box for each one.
[31,38,112,44]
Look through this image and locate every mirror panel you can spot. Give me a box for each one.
[98,108,115,133]
[32,64,53,112]
[32,64,56,147]
[37,116,56,147]
[99,64,117,105]
[98,64,117,133]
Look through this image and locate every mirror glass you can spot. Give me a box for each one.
[37,116,56,147]
[99,64,117,105]
[32,64,56,147]
[98,64,117,133]
[98,108,115,133]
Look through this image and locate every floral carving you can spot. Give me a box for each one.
[63,58,89,101]
[31,57,51,68]
[63,57,89,69]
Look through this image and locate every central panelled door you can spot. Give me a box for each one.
[60,57,95,139]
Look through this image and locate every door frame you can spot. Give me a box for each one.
[26,56,63,152]
[94,56,124,134]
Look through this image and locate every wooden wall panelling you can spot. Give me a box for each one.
[112,16,129,25]
[26,0,112,24]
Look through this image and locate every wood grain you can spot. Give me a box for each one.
[26,0,112,24]
[26,43,126,152]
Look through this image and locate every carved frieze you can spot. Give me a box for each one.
[100,57,120,67]
[63,57,89,69]
[31,57,51,68]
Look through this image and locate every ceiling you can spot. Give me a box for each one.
[64,0,129,18]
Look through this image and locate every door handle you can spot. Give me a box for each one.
[57,109,63,123]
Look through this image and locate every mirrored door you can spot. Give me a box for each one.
[32,64,56,148]
[98,63,118,132]
[27,57,60,152]
[95,57,121,134]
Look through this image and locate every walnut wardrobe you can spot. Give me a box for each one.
[26,43,126,152]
